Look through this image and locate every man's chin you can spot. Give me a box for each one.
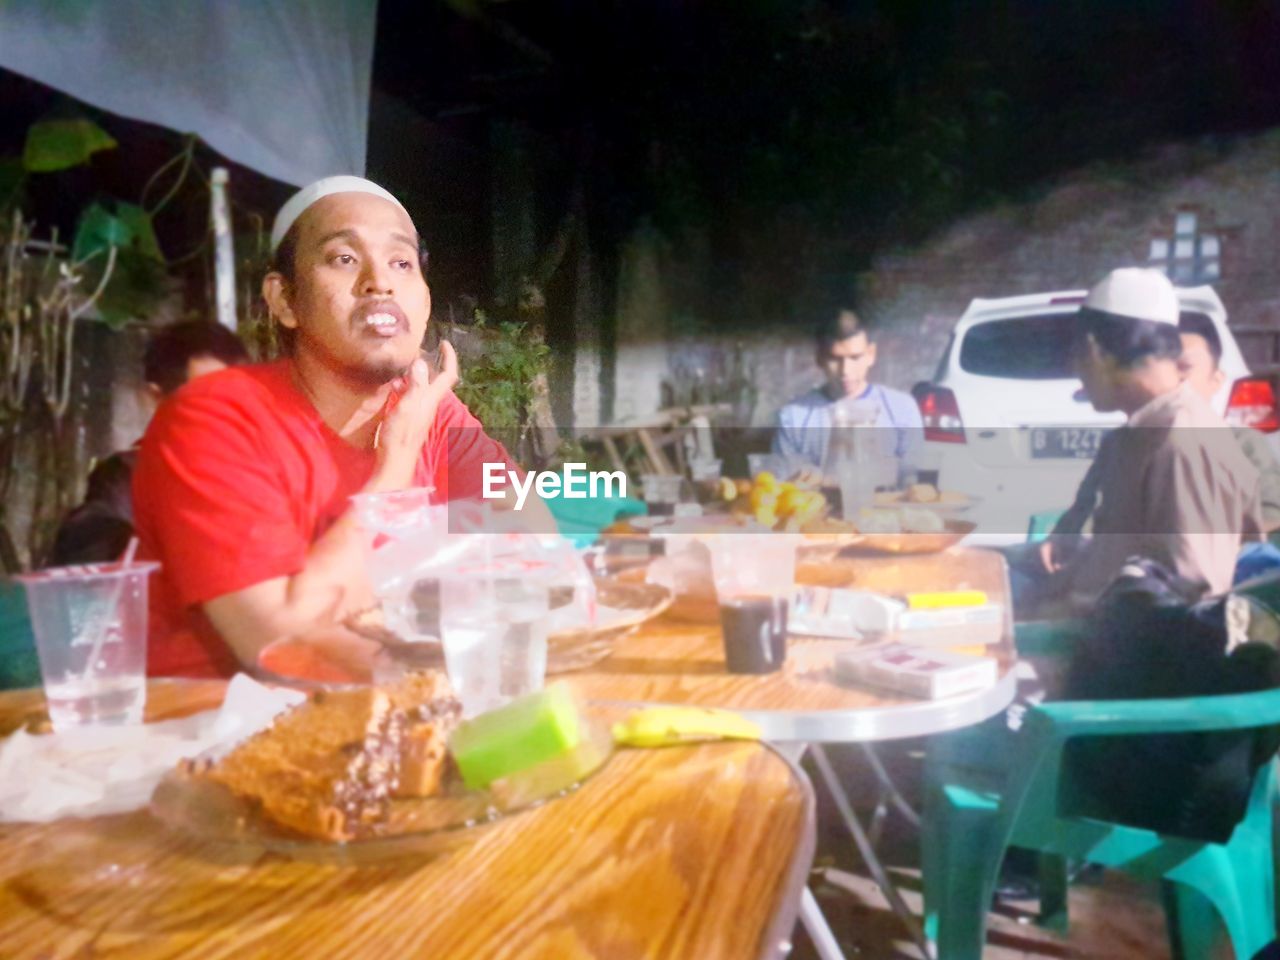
[348,355,413,388]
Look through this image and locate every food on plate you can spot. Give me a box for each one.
[875,485,972,509]
[798,515,860,536]
[905,482,940,503]
[855,507,947,534]
[723,472,828,530]
[179,671,462,841]
[450,684,583,790]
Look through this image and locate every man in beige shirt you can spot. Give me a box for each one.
[1024,268,1262,615]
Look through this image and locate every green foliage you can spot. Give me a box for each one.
[453,319,550,451]
[0,158,23,211]
[87,250,170,330]
[73,200,168,328]
[22,118,117,172]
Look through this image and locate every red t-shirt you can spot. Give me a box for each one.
[132,360,516,677]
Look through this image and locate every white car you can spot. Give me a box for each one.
[912,285,1278,543]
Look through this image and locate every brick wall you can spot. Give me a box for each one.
[859,130,1280,390]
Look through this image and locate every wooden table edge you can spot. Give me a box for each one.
[754,741,819,960]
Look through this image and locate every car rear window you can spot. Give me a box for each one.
[959,314,1078,379]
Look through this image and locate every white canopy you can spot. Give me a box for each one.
[0,0,377,186]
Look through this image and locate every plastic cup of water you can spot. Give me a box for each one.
[439,576,550,717]
[14,561,158,731]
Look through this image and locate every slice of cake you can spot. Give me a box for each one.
[183,672,461,841]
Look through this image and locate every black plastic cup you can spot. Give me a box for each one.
[719,594,789,674]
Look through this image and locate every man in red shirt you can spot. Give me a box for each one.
[133,176,551,677]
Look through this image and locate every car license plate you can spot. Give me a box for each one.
[1030,427,1107,460]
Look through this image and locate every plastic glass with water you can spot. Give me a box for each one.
[15,562,158,730]
[439,570,551,716]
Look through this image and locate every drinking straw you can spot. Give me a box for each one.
[80,537,139,682]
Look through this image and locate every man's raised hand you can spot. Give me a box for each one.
[375,340,459,485]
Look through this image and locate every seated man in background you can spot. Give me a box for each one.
[1019,268,1262,617]
[773,304,922,485]
[1176,312,1280,532]
[49,321,248,565]
[133,176,552,678]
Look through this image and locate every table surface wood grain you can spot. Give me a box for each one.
[0,681,814,960]
[563,547,1017,715]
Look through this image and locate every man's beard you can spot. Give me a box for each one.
[349,355,410,388]
[353,358,407,386]
[306,334,411,389]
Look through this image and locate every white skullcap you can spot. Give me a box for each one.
[1082,267,1180,326]
[270,175,410,251]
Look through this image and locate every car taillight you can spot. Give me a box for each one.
[915,385,966,443]
[1226,377,1280,433]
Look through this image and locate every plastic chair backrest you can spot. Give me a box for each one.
[1005,685,1280,848]
[0,580,39,690]
[542,471,646,549]
[1026,509,1065,543]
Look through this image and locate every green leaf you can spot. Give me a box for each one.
[0,157,25,210]
[73,202,134,261]
[86,248,169,329]
[23,118,117,172]
[113,202,164,262]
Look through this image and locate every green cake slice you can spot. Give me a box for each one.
[449,684,583,791]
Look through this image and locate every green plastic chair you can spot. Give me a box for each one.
[542,473,646,549]
[922,686,1280,959]
[1026,509,1066,543]
[0,580,40,691]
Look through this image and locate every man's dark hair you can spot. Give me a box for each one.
[814,305,871,354]
[1075,307,1182,369]
[1177,312,1223,367]
[144,321,249,394]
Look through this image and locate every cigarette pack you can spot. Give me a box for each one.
[898,604,1003,635]
[834,643,998,699]
[790,587,904,638]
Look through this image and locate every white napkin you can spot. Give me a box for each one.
[0,674,305,823]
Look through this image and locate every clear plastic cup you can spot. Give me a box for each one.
[707,535,798,674]
[642,474,686,517]
[14,562,158,730]
[440,575,550,716]
[747,452,783,480]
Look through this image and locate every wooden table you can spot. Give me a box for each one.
[570,545,1020,960]
[0,681,815,960]
[565,547,1019,743]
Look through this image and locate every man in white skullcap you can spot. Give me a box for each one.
[133,176,551,676]
[1015,267,1262,616]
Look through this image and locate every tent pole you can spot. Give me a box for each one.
[210,167,237,331]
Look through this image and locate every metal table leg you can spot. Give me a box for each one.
[811,743,933,960]
[800,886,847,960]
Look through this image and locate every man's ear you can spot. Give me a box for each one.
[262,272,298,331]
[145,382,163,402]
[865,341,878,368]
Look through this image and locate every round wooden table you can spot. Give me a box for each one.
[0,680,815,960]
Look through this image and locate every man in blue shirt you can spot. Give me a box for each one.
[773,305,922,483]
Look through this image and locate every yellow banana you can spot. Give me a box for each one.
[611,706,762,748]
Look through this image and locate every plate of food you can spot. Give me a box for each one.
[872,483,978,514]
[150,674,613,862]
[842,513,977,555]
[260,578,673,687]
